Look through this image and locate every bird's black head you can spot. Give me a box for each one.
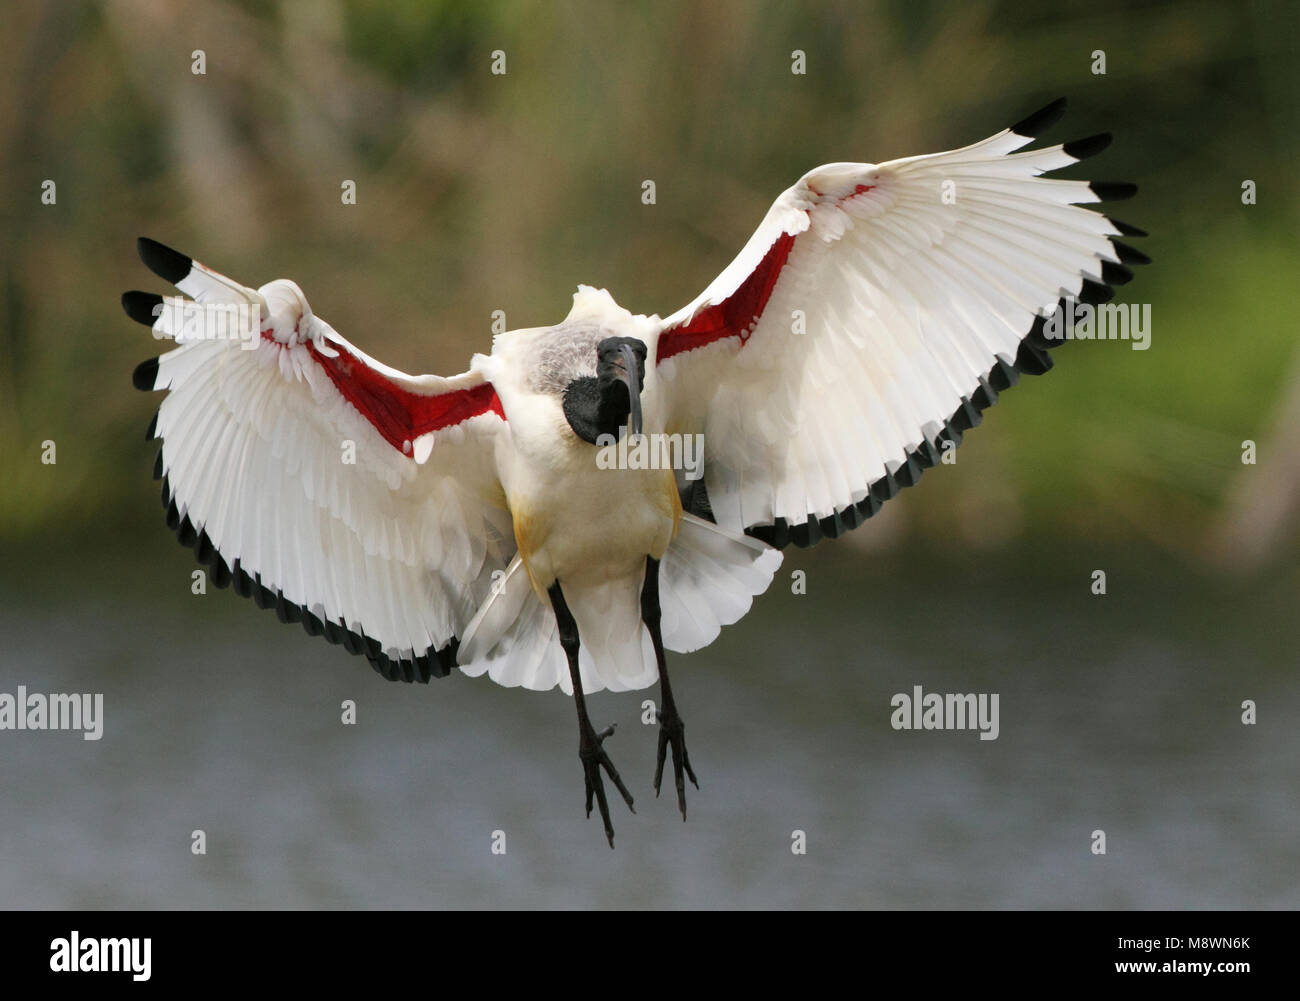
[562,336,648,445]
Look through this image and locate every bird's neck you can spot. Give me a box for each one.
[562,377,631,445]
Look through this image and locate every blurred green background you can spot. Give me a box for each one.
[2,0,1299,910]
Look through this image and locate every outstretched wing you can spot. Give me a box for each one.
[126,238,513,682]
[653,99,1150,547]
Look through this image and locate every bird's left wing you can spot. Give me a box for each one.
[126,238,513,682]
[652,99,1149,547]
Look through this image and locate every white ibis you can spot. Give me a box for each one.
[125,98,1146,846]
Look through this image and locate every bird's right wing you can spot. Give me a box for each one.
[652,99,1149,547]
[126,238,514,682]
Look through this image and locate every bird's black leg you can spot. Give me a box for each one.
[642,556,698,819]
[548,580,634,848]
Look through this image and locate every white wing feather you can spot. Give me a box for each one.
[135,245,513,680]
[654,105,1143,540]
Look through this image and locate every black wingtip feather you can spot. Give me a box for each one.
[989,357,1019,391]
[253,580,275,611]
[1078,278,1115,305]
[1099,260,1134,286]
[122,290,164,327]
[856,494,882,521]
[132,357,160,391]
[1062,132,1112,160]
[894,456,922,488]
[1026,312,1054,349]
[870,471,900,503]
[275,592,301,624]
[819,510,844,539]
[1010,97,1067,138]
[1112,241,1152,266]
[914,439,941,468]
[137,237,192,283]
[1110,219,1148,238]
[1015,340,1054,376]
[440,639,460,676]
[1091,181,1138,201]
[950,398,983,431]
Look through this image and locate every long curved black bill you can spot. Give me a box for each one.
[617,343,642,439]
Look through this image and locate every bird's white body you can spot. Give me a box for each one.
[459,290,776,693]
[484,291,677,593]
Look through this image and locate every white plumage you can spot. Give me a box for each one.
[126,98,1146,841]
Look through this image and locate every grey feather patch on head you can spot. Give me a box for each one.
[528,322,615,396]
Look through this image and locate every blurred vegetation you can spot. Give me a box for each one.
[1,0,1297,569]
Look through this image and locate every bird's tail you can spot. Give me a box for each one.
[659,513,783,654]
[456,514,782,694]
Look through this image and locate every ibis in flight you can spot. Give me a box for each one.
[125,99,1146,846]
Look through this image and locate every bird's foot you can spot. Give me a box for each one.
[580,722,635,848]
[654,707,699,820]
